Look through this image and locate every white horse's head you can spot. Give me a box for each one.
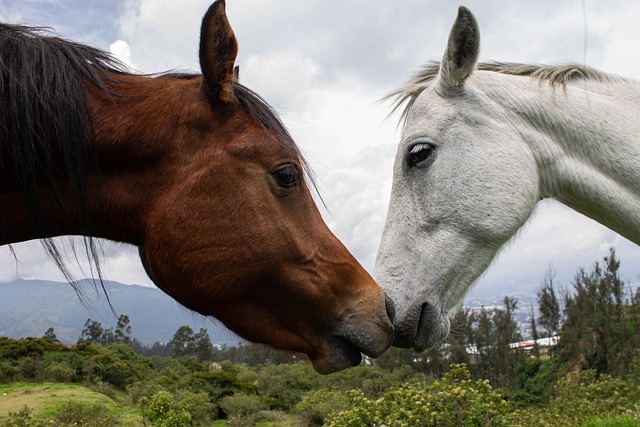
[374,7,540,350]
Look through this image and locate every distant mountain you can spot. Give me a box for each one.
[0,279,242,346]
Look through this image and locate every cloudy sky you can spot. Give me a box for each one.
[1,0,639,302]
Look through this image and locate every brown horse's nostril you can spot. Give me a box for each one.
[385,294,396,323]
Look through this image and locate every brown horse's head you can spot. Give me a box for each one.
[132,1,394,373]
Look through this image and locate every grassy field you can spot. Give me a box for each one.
[0,383,305,426]
[0,382,143,425]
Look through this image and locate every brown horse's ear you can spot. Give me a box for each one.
[199,0,238,104]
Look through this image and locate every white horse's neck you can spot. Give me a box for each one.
[481,72,640,244]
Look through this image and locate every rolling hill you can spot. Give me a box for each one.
[0,279,241,346]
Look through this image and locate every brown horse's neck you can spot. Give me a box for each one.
[0,74,204,246]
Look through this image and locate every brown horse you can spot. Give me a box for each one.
[0,0,394,374]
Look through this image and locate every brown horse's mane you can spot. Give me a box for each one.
[386,60,625,124]
[0,22,130,285]
[0,22,306,285]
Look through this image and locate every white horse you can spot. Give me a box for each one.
[374,6,640,351]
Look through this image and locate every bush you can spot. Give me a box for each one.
[255,363,317,409]
[0,337,65,359]
[505,370,640,426]
[220,393,267,427]
[325,364,508,427]
[15,356,40,381]
[89,380,118,400]
[1,406,37,427]
[294,389,349,426]
[0,360,16,383]
[181,371,257,402]
[41,361,76,383]
[141,390,192,427]
[53,400,117,427]
[173,390,217,425]
[581,415,640,427]
[127,379,166,405]
[40,351,84,382]
[83,354,136,389]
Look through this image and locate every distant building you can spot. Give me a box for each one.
[465,336,559,364]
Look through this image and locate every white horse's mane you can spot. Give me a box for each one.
[386,61,627,124]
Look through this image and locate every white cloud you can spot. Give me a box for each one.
[241,50,320,111]
[109,39,134,68]
[116,0,211,72]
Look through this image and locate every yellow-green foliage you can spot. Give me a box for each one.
[505,370,640,427]
[325,364,508,427]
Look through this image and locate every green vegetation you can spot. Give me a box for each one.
[326,364,508,427]
[1,249,639,426]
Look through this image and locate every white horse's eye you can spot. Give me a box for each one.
[408,143,435,167]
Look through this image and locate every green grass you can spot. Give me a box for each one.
[0,382,143,425]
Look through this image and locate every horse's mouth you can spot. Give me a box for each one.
[310,328,394,374]
[309,337,363,374]
[393,302,450,352]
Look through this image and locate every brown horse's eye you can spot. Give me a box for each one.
[272,164,300,188]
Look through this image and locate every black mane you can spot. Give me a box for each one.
[0,23,127,283]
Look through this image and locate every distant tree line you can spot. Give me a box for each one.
[71,315,299,365]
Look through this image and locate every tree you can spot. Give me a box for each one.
[193,328,214,360]
[491,296,522,389]
[43,327,60,343]
[114,314,132,344]
[170,325,196,357]
[79,319,105,344]
[529,305,540,363]
[473,306,494,381]
[537,266,561,340]
[557,248,634,375]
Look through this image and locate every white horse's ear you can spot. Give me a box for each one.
[438,6,480,95]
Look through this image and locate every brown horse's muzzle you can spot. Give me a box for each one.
[310,290,395,374]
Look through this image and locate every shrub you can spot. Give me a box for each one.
[15,356,40,381]
[127,379,166,405]
[505,370,640,426]
[0,337,65,359]
[255,363,317,409]
[42,351,84,369]
[53,400,117,427]
[581,415,640,427]
[220,392,267,427]
[1,406,37,427]
[294,389,349,426]
[0,360,16,383]
[173,390,217,425]
[325,364,508,427]
[140,390,192,427]
[83,354,136,389]
[89,380,118,400]
[41,361,76,383]
[181,371,257,402]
